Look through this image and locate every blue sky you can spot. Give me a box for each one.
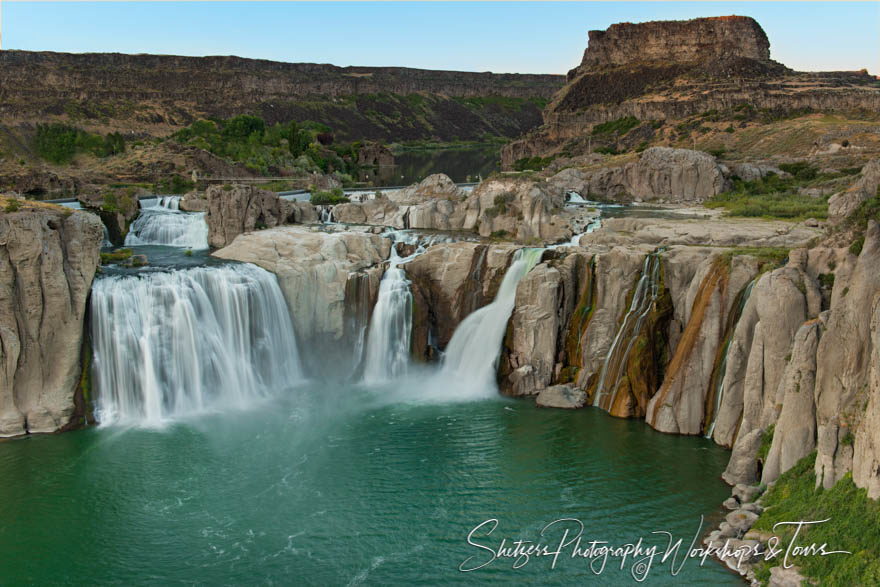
[2,2,878,74]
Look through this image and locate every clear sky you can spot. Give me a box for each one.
[2,2,878,75]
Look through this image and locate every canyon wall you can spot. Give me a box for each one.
[0,51,563,143]
[501,16,880,167]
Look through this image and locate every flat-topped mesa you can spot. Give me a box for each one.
[572,16,770,77]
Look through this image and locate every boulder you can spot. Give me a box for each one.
[0,204,103,436]
[536,385,587,409]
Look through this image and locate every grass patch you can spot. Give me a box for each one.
[705,172,829,220]
[99,248,133,264]
[512,155,555,172]
[757,423,775,462]
[591,116,640,136]
[722,247,789,269]
[751,452,880,585]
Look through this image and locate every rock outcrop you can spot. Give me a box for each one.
[500,16,880,168]
[571,16,770,73]
[406,243,517,356]
[212,226,389,375]
[827,159,880,223]
[0,203,103,436]
[357,143,394,167]
[77,189,141,245]
[331,174,588,245]
[547,147,726,203]
[816,221,880,490]
[205,184,316,248]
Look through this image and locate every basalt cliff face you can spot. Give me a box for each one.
[501,16,880,168]
[0,202,103,436]
[0,51,562,143]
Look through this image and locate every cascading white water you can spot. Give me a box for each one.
[593,251,662,409]
[90,263,304,426]
[362,248,414,384]
[568,217,602,247]
[124,198,209,249]
[705,278,757,439]
[437,248,544,396]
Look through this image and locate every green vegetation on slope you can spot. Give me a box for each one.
[841,186,880,255]
[173,115,361,181]
[592,116,640,136]
[705,166,832,220]
[33,123,125,164]
[751,452,880,585]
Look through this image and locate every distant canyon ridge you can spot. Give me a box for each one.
[0,51,564,142]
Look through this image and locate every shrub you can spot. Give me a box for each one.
[778,161,818,181]
[310,187,349,205]
[513,155,555,172]
[594,146,618,155]
[33,124,79,164]
[818,273,835,289]
[757,423,775,462]
[850,236,865,256]
[707,147,726,158]
[33,123,125,164]
[635,141,649,153]
[4,199,22,213]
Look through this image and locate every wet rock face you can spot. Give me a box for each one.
[574,16,770,73]
[205,184,316,248]
[0,206,103,437]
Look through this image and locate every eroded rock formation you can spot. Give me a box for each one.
[205,184,316,248]
[0,204,103,436]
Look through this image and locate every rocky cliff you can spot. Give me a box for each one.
[0,200,103,436]
[571,16,770,74]
[501,16,880,168]
[0,51,562,144]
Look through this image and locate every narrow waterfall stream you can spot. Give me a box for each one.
[704,277,757,438]
[361,238,420,384]
[593,250,663,410]
[438,248,544,396]
[90,263,303,426]
[124,196,209,249]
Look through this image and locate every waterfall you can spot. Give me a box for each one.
[90,263,304,426]
[361,247,414,383]
[568,217,602,247]
[319,206,335,224]
[360,231,431,383]
[124,199,209,249]
[438,248,544,395]
[593,251,663,410]
[704,278,757,438]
